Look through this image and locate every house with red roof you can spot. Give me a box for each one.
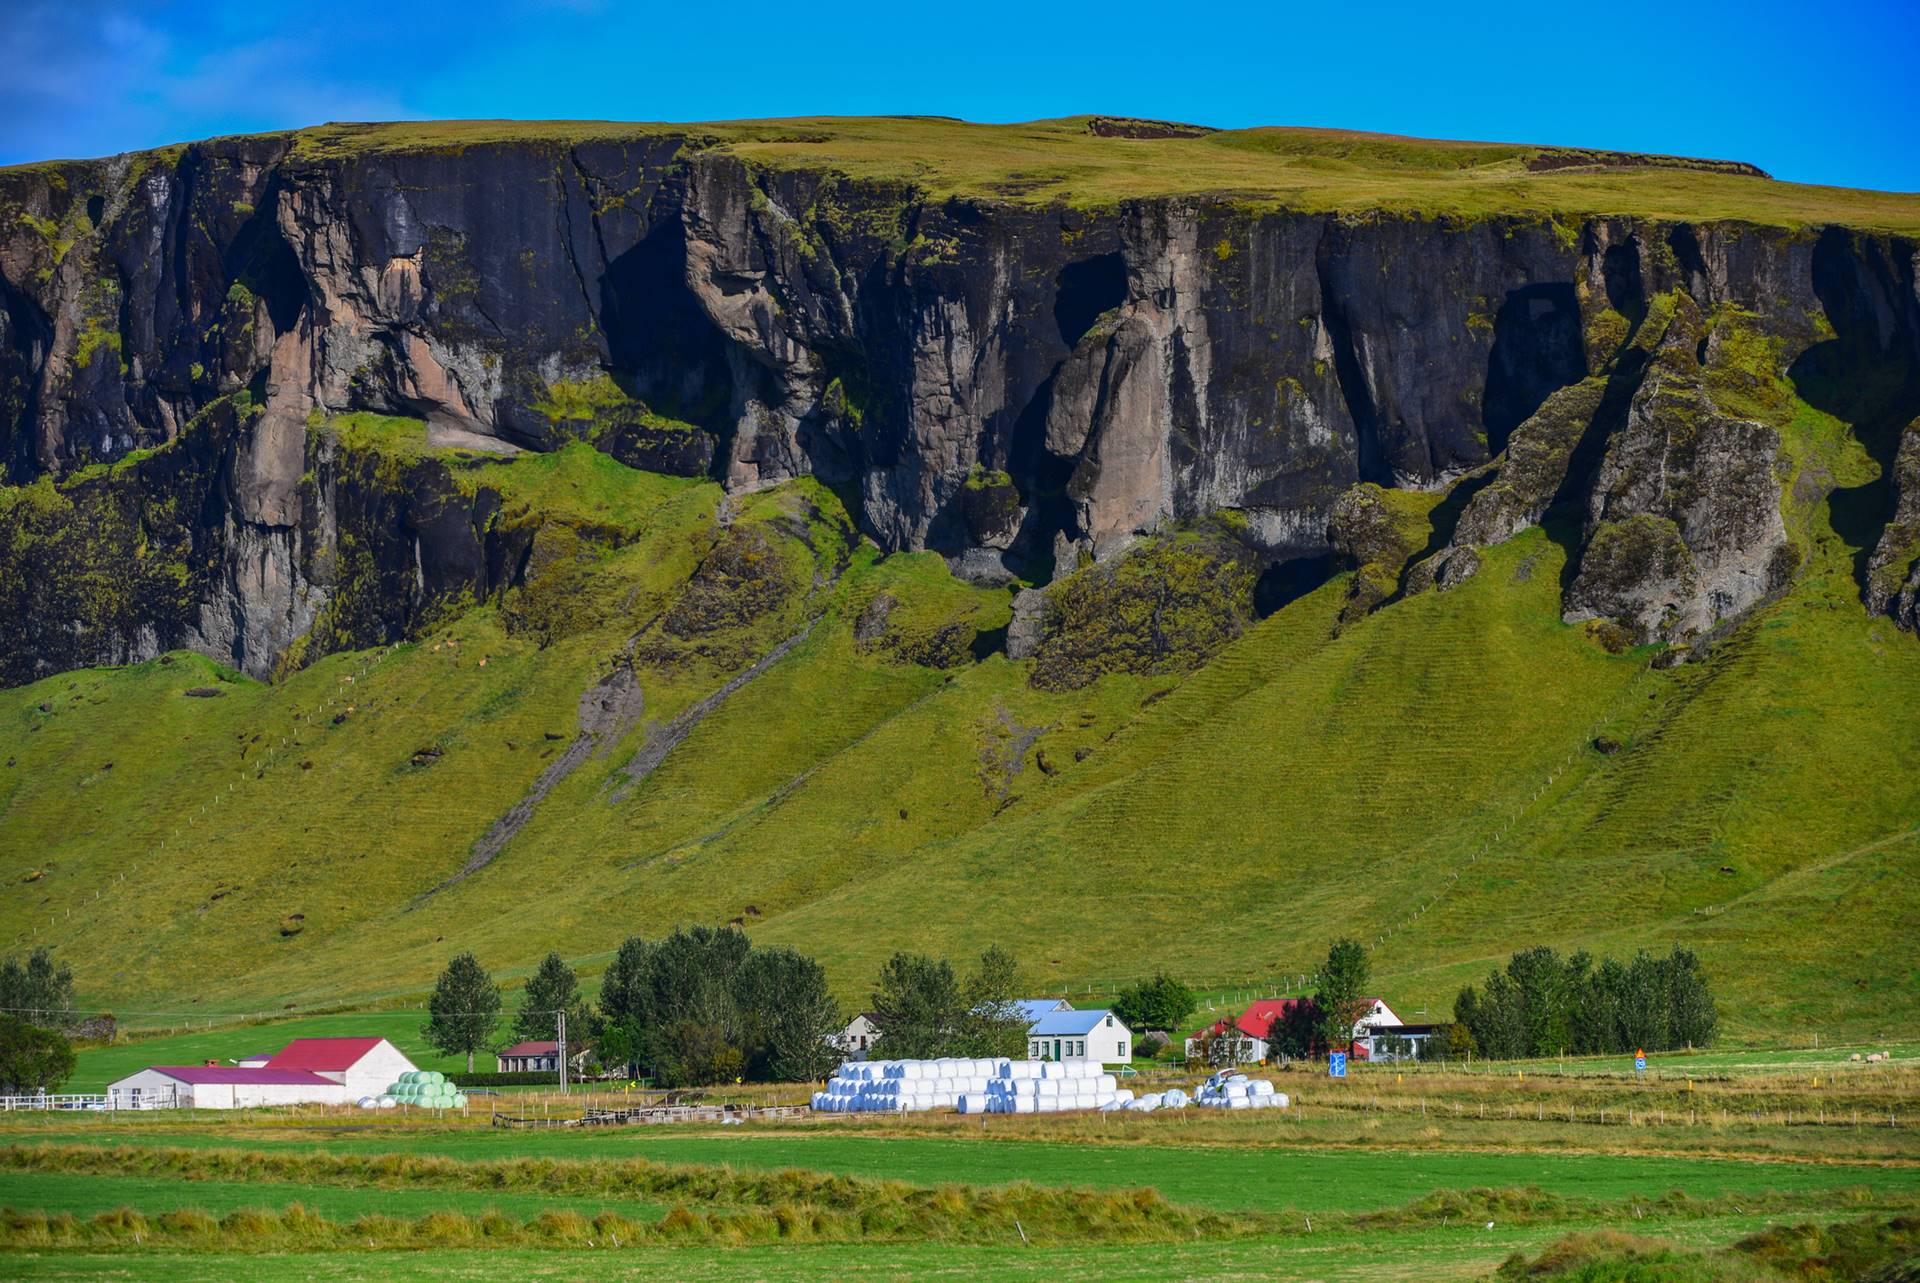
[496,1040,593,1074]
[1184,997,1405,1062]
[106,1036,417,1109]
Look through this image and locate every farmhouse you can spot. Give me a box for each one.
[832,1012,884,1060]
[106,1036,416,1110]
[1013,997,1072,1022]
[1028,1008,1131,1064]
[496,1041,593,1074]
[1184,997,1407,1061]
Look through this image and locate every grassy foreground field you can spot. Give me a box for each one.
[2,1062,1916,1281]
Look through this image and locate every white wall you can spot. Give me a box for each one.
[231,1081,351,1108]
[339,1041,416,1099]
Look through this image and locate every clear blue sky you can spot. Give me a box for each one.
[4,0,1916,192]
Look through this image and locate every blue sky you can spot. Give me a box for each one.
[4,0,1916,192]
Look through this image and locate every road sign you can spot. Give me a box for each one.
[1329,1052,1347,1078]
[1634,1049,1647,1073]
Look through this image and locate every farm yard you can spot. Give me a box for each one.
[3,1048,1917,1280]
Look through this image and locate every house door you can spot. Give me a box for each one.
[1053,1039,1062,1060]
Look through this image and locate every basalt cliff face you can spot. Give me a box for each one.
[2,122,1917,684]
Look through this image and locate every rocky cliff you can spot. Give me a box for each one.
[3,120,1917,684]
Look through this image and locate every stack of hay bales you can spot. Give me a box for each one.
[1107,1086,1188,1112]
[373,1070,467,1111]
[811,1059,1125,1114]
[1194,1070,1288,1109]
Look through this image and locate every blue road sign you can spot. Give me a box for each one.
[1329,1052,1347,1078]
[1634,1054,1647,1072]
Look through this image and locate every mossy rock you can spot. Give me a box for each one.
[1029,532,1257,691]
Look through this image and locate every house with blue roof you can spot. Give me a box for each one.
[1027,1007,1132,1064]
[1013,997,1072,1024]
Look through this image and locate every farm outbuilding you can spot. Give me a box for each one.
[107,1036,417,1110]
[105,1065,351,1110]
[496,1041,593,1074]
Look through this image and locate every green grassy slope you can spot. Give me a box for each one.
[3,381,1918,1041]
[13,117,1920,233]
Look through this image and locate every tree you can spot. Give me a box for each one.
[732,946,841,1083]
[513,952,589,1044]
[1112,972,1195,1034]
[0,1014,75,1094]
[959,946,1029,1058]
[0,949,74,1029]
[1663,947,1718,1050]
[1506,946,1576,1057]
[868,953,963,1059]
[422,952,501,1073]
[1312,937,1372,1054]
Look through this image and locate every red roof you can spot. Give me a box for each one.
[144,1066,338,1085]
[500,1041,559,1057]
[265,1037,386,1071]
[1234,998,1308,1039]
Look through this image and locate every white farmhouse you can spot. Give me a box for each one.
[1027,1008,1131,1064]
[832,1013,883,1060]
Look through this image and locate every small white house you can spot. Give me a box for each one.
[1012,998,1072,1023]
[496,1041,594,1074]
[1028,1008,1131,1064]
[832,1013,883,1060]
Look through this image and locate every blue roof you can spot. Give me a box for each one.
[1014,998,1070,1023]
[1029,1008,1126,1036]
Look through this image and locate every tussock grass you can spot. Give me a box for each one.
[0,1143,1229,1246]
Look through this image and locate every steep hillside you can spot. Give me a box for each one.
[2,118,1917,1041]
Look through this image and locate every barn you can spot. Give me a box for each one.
[106,1036,417,1110]
[105,1065,350,1110]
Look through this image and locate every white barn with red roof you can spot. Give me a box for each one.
[106,1036,416,1110]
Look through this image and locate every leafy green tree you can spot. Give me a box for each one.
[0,1015,74,1093]
[868,952,963,1059]
[513,952,589,1044]
[1617,952,1671,1053]
[1312,937,1372,1054]
[652,1020,744,1087]
[1506,946,1576,1057]
[422,952,501,1072]
[0,949,74,1029]
[1112,972,1195,1033]
[959,946,1029,1057]
[1663,947,1718,1050]
[732,945,841,1082]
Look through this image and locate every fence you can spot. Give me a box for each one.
[0,1092,174,1111]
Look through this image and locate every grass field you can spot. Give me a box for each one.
[144,116,1916,234]
[1,1074,1914,1281]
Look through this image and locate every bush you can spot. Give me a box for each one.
[448,1070,559,1088]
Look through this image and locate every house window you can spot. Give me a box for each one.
[1105,1014,1113,1026]
[1118,1041,1128,1059]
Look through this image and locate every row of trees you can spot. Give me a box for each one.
[1454,946,1717,1060]
[424,936,1064,1087]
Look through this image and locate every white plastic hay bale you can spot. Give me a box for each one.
[1250,1079,1275,1096]
[1271,1092,1290,1108]
[1228,1096,1251,1109]
[1113,1089,1134,1104]
[378,1095,397,1109]
[1097,1074,1117,1093]
[1163,1089,1190,1108]
[357,1096,377,1109]
[1013,1097,1037,1114]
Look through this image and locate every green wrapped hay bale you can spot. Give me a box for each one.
[452,1093,468,1108]
[425,1071,444,1086]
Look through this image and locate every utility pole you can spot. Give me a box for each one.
[556,1009,568,1094]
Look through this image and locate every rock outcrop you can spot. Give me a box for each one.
[2,124,1918,682]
